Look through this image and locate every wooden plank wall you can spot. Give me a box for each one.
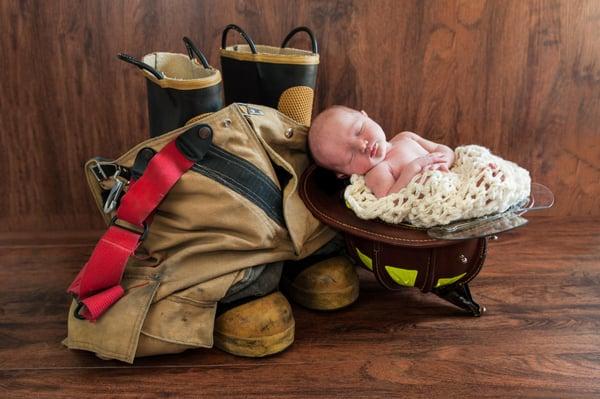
[1,0,598,232]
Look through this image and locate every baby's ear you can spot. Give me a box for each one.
[336,172,349,179]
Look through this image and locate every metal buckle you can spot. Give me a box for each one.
[110,216,149,242]
[103,170,126,214]
[89,159,124,182]
[90,159,109,181]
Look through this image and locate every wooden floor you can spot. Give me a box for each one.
[1,215,599,398]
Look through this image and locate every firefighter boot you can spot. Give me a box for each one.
[213,291,294,357]
[118,37,224,138]
[281,256,359,311]
[220,24,319,126]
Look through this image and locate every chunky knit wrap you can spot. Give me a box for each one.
[344,145,531,228]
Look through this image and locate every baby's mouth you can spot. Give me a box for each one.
[370,142,379,158]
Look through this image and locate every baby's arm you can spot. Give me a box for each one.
[364,163,396,198]
[365,155,446,198]
[396,131,455,169]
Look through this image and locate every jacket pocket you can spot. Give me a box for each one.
[139,270,242,349]
[64,277,160,364]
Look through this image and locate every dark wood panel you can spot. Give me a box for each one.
[1,216,600,398]
[0,0,598,232]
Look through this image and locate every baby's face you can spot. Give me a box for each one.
[313,109,388,176]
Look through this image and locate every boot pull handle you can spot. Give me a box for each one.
[117,53,164,80]
[281,26,318,54]
[221,24,258,54]
[182,37,210,68]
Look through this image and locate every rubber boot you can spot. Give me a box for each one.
[213,292,295,357]
[220,24,319,126]
[281,256,359,311]
[118,37,224,137]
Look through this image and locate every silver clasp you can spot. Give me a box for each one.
[103,170,125,214]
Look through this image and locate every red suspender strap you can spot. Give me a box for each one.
[68,125,213,321]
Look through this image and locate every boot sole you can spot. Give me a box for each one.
[282,279,359,311]
[214,321,295,357]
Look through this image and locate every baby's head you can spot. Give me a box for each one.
[308,105,388,177]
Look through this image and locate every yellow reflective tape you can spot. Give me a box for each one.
[355,248,373,270]
[384,266,418,287]
[435,273,467,288]
[220,45,319,65]
[143,69,222,90]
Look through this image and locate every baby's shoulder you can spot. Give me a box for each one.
[390,131,417,143]
[365,161,394,178]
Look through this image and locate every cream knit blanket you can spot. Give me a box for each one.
[344,145,531,228]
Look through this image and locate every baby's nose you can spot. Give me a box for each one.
[359,139,368,152]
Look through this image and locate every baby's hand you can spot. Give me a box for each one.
[409,154,447,184]
[384,154,446,196]
[429,150,454,168]
[413,153,447,172]
[424,163,449,172]
[410,155,447,184]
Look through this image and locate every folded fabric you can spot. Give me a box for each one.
[344,145,531,228]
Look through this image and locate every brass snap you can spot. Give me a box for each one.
[459,255,468,264]
[285,128,294,138]
[222,118,232,128]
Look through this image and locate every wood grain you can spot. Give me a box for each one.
[0,0,598,230]
[0,215,599,398]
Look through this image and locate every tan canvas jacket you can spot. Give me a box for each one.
[64,104,336,363]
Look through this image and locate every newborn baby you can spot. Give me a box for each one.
[308,105,531,228]
[308,105,456,198]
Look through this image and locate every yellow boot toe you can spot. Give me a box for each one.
[281,256,359,311]
[214,291,294,357]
